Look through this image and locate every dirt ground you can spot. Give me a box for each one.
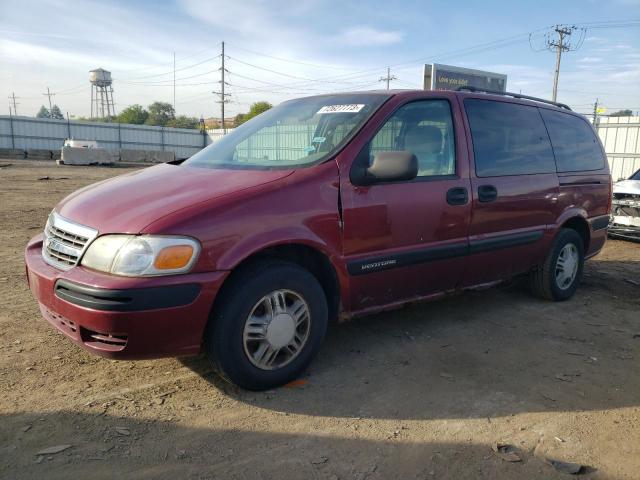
[0,160,638,480]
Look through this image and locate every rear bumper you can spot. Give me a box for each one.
[586,214,609,259]
[25,234,228,359]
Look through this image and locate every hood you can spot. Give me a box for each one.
[613,179,640,195]
[57,163,293,233]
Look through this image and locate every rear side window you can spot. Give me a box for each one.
[464,99,556,177]
[539,109,605,172]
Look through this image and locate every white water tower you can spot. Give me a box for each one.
[90,68,116,120]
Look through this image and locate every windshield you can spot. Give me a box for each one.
[630,169,640,181]
[184,93,390,170]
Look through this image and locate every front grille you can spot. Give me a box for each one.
[614,192,640,200]
[42,212,98,271]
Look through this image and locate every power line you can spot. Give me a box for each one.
[577,20,640,29]
[115,47,215,74]
[11,20,639,119]
[225,30,541,91]
[120,54,221,81]
[225,43,361,71]
[23,26,573,100]
[118,68,220,85]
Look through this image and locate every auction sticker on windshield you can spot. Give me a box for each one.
[317,104,365,114]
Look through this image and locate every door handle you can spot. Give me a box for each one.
[446,187,468,206]
[478,185,498,203]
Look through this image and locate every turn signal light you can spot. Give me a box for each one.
[153,245,194,270]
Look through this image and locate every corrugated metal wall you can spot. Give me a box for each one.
[0,115,211,159]
[595,116,640,181]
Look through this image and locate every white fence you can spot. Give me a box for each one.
[0,115,213,159]
[595,116,640,181]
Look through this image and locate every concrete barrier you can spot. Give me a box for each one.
[60,147,119,165]
[119,149,147,163]
[0,148,26,159]
[55,148,174,166]
[26,149,53,160]
[120,149,175,163]
[146,150,175,163]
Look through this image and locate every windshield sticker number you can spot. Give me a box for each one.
[312,137,326,143]
[317,104,365,114]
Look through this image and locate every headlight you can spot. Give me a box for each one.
[81,235,200,276]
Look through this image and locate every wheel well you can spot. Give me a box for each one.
[218,244,341,323]
[561,217,590,251]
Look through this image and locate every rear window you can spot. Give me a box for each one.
[539,109,605,172]
[464,99,556,177]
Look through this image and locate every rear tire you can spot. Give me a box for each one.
[529,228,584,301]
[205,260,328,391]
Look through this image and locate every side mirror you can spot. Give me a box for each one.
[361,151,418,185]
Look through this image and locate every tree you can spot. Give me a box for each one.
[50,105,64,120]
[233,113,246,127]
[235,101,273,126]
[145,101,175,126]
[609,109,633,117]
[116,104,148,124]
[36,106,50,118]
[166,115,200,129]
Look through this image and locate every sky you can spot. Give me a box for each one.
[0,0,639,119]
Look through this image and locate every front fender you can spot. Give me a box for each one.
[215,226,342,271]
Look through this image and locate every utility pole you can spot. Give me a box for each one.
[592,98,604,125]
[379,67,396,90]
[213,41,231,133]
[542,25,584,102]
[8,92,19,116]
[549,26,571,102]
[221,42,226,132]
[173,51,176,111]
[43,87,55,113]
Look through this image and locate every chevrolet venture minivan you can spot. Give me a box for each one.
[25,88,611,390]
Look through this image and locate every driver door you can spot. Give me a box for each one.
[340,98,472,313]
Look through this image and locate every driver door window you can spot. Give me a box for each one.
[370,100,456,177]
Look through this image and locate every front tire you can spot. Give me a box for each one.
[529,228,585,301]
[205,260,328,391]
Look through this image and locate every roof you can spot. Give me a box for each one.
[289,89,576,114]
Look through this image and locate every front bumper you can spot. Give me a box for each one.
[608,224,640,242]
[25,234,228,359]
[609,196,640,242]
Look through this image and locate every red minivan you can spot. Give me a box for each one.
[25,88,611,390]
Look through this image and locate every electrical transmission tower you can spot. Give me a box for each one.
[8,92,19,116]
[212,41,231,133]
[379,67,397,90]
[535,25,585,102]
